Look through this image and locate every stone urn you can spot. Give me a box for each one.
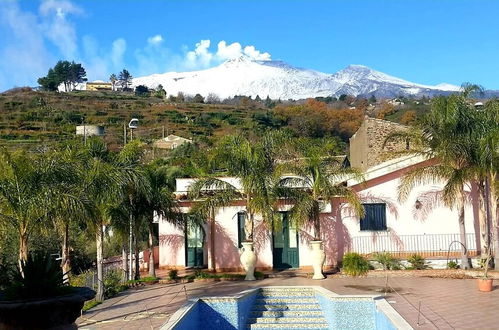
[310,240,326,280]
[240,241,257,281]
[0,286,95,330]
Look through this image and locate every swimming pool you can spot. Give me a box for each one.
[162,286,412,330]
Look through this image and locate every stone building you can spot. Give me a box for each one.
[349,116,408,171]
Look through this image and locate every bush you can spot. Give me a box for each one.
[168,269,178,281]
[447,261,459,269]
[3,253,71,300]
[342,252,370,276]
[373,252,401,270]
[407,254,428,270]
[103,269,126,298]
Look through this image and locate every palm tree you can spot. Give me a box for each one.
[473,100,499,268]
[82,138,144,300]
[188,131,287,270]
[51,146,95,276]
[141,161,182,278]
[109,73,117,91]
[0,149,91,272]
[277,138,364,240]
[386,87,484,269]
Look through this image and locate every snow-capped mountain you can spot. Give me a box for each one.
[133,56,460,99]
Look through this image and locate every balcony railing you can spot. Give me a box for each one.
[351,233,479,258]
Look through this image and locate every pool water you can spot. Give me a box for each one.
[162,286,411,330]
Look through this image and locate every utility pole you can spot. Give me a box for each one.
[123,124,127,146]
[83,124,87,145]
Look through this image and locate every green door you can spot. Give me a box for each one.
[273,212,299,269]
[186,221,204,267]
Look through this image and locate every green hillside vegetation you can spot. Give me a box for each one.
[0,88,430,152]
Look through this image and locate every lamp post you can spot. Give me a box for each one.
[126,118,139,280]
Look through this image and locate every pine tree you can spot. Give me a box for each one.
[118,69,133,91]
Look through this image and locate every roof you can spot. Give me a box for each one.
[153,134,192,149]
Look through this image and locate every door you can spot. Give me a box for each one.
[273,212,299,269]
[186,221,204,267]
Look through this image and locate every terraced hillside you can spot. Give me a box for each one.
[0,89,271,150]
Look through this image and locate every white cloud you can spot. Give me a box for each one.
[0,1,53,90]
[111,38,127,69]
[147,34,164,46]
[39,0,83,60]
[243,45,271,61]
[180,39,271,70]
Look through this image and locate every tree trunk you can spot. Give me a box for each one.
[18,230,28,275]
[478,181,490,257]
[129,213,133,280]
[96,224,104,301]
[458,192,472,269]
[122,246,128,282]
[148,222,156,278]
[134,234,140,280]
[61,222,71,281]
[314,213,321,241]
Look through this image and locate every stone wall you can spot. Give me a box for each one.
[350,117,408,171]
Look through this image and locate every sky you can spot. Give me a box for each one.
[1,0,499,92]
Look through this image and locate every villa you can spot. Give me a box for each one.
[157,117,481,272]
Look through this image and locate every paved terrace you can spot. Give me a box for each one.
[77,274,499,330]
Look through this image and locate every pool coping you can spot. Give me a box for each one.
[160,286,413,330]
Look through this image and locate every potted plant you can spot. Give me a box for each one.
[0,254,95,329]
[477,252,493,292]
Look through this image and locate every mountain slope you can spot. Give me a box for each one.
[133,57,460,99]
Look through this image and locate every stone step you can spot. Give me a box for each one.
[247,323,329,329]
[260,288,315,292]
[251,310,324,317]
[257,292,316,298]
[252,304,321,311]
[255,298,316,304]
[248,317,328,324]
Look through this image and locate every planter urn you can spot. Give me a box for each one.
[477,278,493,292]
[310,240,326,280]
[240,241,257,281]
[0,286,95,330]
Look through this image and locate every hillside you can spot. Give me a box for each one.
[0,89,271,150]
[0,88,430,152]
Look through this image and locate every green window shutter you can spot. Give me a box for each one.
[237,212,246,248]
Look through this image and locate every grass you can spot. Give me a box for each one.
[82,299,101,312]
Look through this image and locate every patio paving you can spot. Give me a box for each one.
[76,276,499,329]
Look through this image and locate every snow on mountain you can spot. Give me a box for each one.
[132,56,460,99]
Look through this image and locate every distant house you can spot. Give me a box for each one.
[75,125,105,137]
[86,80,112,91]
[153,134,192,150]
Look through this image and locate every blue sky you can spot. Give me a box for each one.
[1,0,499,91]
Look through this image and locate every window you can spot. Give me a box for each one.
[360,203,387,231]
[237,212,246,248]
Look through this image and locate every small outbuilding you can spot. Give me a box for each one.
[153,134,192,150]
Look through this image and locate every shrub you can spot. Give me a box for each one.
[3,253,71,300]
[168,269,178,281]
[407,254,428,270]
[373,252,401,270]
[103,269,125,298]
[342,252,370,276]
[447,261,459,269]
